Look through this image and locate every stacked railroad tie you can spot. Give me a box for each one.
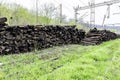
[0,17,119,55]
[0,17,8,27]
[81,28,117,45]
[0,24,85,55]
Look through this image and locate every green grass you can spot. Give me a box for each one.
[0,39,120,80]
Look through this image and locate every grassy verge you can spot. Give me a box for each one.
[0,39,120,80]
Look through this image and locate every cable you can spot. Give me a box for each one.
[62,0,76,7]
[53,0,74,12]
[79,0,86,6]
[80,12,89,18]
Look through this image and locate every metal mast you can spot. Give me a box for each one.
[76,0,120,27]
[74,8,78,24]
[36,0,38,24]
[90,0,95,27]
[60,4,62,23]
[77,0,120,10]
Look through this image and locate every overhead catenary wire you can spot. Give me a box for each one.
[79,0,86,6]
[76,0,120,27]
[53,0,74,12]
[80,12,89,18]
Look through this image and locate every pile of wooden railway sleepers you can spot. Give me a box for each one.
[81,28,118,45]
[0,17,8,27]
[0,24,85,55]
[0,17,119,55]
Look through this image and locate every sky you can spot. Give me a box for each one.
[1,0,120,25]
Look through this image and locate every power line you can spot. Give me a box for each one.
[62,0,77,8]
[80,12,89,18]
[79,0,86,6]
[76,0,120,27]
[77,0,120,10]
[53,0,73,12]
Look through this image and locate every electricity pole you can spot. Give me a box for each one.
[60,4,62,23]
[74,8,78,24]
[90,0,95,27]
[76,0,120,27]
[0,2,2,17]
[36,0,38,24]
[102,5,111,26]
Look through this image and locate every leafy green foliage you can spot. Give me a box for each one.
[0,3,60,25]
[0,3,85,27]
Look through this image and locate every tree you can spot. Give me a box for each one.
[39,3,57,18]
[38,3,58,24]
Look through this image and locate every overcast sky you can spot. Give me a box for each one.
[1,0,120,25]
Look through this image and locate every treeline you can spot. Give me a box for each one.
[0,3,61,25]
